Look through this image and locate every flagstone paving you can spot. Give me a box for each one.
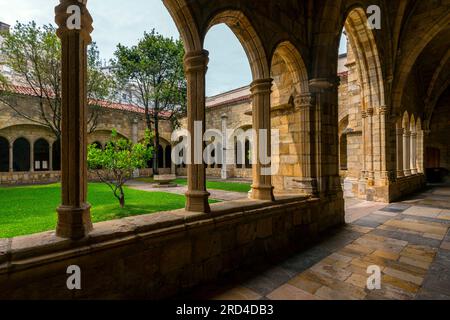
[183,185,450,300]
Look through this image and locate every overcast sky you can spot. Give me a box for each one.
[0,0,346,96]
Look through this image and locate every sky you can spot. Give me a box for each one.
[0,0,347,97]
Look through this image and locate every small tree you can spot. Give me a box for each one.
[87,129,153,208]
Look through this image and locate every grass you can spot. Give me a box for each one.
[136,177,252,193]
[0,183,192,239]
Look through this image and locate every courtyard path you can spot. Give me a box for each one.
[181,185,450,300]
[126,180,249,202]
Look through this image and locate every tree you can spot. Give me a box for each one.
[0,21,114,139]
[111,29,186,175]
[87,129,153,208]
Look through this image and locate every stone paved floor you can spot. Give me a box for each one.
[183,184,450,300]
[127,180,248,201]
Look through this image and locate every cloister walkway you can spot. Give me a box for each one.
[182,184,450,300]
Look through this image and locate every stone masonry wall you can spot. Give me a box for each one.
[0,195,344,299]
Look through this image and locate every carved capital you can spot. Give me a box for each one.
[250,78,272,95]
[367,107,374,117]
[361,111,368,119]
[55,0,93,43]
[309,78,336,91]
[294,93,316,109]
[184,50,209,74]
[378,105,388,115]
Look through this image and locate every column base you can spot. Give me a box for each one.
[250,184,275,201]
[411,169,418,175]
[404,170,412,176]
[56,203,93,239]
[397,170,404,178]
[186,190,211,213]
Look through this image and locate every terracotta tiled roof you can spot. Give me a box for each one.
[0,84,172,116]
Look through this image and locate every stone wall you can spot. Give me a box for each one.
[0,195,344,299]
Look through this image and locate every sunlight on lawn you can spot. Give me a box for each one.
[0,183,187,238]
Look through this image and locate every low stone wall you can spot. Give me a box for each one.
[0,169,156,185]
[0,194,345,299]
[0,171,60,185]
[386,174,427,202]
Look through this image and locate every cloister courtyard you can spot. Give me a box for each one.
[0,0,449,302]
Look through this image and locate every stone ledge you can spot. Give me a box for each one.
[0,195,315,274]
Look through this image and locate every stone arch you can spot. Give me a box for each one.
[270,41,310,106]
[34,138,50,171]
[205,10,270,80]
[402,111,410,131]
[162,0,202,52]
[13,137,30,172]
[344,7,385,110]
[0,136,9,172]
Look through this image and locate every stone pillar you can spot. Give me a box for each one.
[366,108,374,185]
[8,143,13,172]
[49,143,53,171]
[30,141,34,172]
[250,78,274,201]
[55,0,93,239]
[396,127,404,177]
[403,130,411,176]
[131,118,138,143]
[417,130,424,173]
[220,114,228,180]
[378,106,389,183]
[184,50,210,212]
[294,93,318,195]
[411,132,418,175]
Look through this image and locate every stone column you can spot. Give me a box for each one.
[411,132,418,175]
[9,143,13,172]
[396,126,404,177]
[417,130,424,173]
[366,108,374,185]
[30,141,34,172]
[403,130,411,176]
[250,78,275,201]
[49,143,53,171]
[378,106,389,183]
[294,93,318,195]
[55,0,93,239]
[184,50,210,212]
[220,114,228,180]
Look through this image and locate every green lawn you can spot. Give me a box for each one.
[136,177,252,193]
[0,183,189,238]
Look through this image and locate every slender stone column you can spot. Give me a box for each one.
[366,108,374,185]
[184,50,210,212]
[378,106,389,183]
[220,114,228,180]
[403,130,411,176]
[49,143,53,171]
[417,130,424,173]
[55,0,93,239]
[411,132,418,174]
[396,127,404,177]
[250,78,275,201]
[294,93,318,195]
[30,141,34,172]
[9,143,13,172]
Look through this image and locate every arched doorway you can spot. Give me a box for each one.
[34,139,50,171]
[0,137,9,172]
[165,145,172,169]
[52,139,61,171]
[13,138,30,172]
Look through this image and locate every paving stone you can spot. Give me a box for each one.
[353,217,384,228]
[399,256,432,269]
[345,273,368,289]
[384,219,448,237]
[211,286,262,300]
[382,275,420,294]
[383,268,424,286]
[440,242,450,250]
[372,229,442,248]
[266,284,318,300]
[242,266,293,296]
[288,274,322,294]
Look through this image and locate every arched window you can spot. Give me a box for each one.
[92,141,103,150]
[13,138,30,172]
[34,139,50,171]
[165,145,172,169]
[0,137,9,172]
[52,139,61,171]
